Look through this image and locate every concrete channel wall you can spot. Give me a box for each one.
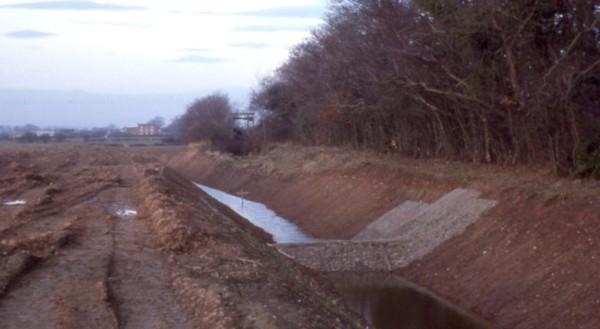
[276,239,411,271]
[276,188,497,272]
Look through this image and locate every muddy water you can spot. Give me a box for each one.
[329,273,493,329]
[194,183,313,243]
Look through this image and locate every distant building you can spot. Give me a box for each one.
[10,130,57,139]
[123,127,139,135]
[138,124,160,136]
[121,124,162,136]
[35,130,56,137]
[9,132,25,139]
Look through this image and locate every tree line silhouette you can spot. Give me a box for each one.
[250,0,599,176]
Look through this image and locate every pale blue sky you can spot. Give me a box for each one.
[0,0,327,126]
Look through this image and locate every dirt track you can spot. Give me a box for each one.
[0,144,364,329]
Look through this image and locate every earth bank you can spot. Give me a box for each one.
[170,143,600,329]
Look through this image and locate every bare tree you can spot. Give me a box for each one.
[181,93,235,148]
[252,0,600,175]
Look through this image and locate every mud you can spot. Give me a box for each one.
[0,144,365,329]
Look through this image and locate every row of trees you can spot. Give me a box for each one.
[251,0,599,175]
[23,133,59,143]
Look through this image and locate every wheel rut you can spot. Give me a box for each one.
[0,203,117,329]
[106,185,194,329]
[0,165,194,329]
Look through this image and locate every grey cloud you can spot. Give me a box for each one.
[233,25,309,33]
[72,20,151,28]
[170,55,224,64]
[235,6,325,18]
[185,6,325,19]
[0,88,252,127]
[229,42,270,49]
[5,30,56,38]
[0,1,146,11]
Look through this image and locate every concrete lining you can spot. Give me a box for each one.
[276,188,497,271]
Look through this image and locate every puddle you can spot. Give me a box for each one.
[3,200,27,206]
[329,273,493,329]
[115,209,138,218]
[195,183,313,243]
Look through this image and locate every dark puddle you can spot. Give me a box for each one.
[327,273,493,329]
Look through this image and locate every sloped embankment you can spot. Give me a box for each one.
[138,166,366,329]
[170,143,600,329]
[277,188,497,272]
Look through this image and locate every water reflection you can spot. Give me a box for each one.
[195,183,313,243]
[330,273,493,329]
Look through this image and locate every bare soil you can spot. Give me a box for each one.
[0,144,365,329]
[171,143,600,329]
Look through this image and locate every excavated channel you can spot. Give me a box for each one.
[195,183,313,243]
[195,183,493,329]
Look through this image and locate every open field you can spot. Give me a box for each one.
[0,144,364,329]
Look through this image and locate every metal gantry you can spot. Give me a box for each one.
[233,112,255,128]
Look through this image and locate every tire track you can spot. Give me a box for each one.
[0,208,117,329]
[105,171,194,329]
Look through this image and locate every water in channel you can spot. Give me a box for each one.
[330,273,493,329]
[195,183,493,329]
[195,183,313,243]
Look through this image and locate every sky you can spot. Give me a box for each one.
[0,0,327,127]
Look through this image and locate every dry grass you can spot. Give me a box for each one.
[191,142,600,199]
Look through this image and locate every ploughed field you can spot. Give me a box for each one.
[0,144,364,329]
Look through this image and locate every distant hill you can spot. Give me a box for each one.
[0,88,250,127]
